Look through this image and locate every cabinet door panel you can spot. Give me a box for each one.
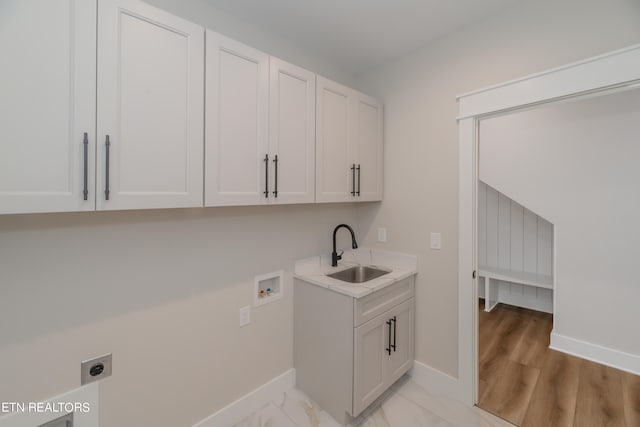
[205,31,269,206]
[0,0,96,214]
[385,299,414,385]
[316,77,353,202]
[269,58,315,204]
[353,315,387,416]
[97,0,204,210]
[355,95,383,201]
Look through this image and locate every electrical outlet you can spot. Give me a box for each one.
[430,232,442,250]
[377,227,387,242]
[239,306,250,327]
[81,353,112,385]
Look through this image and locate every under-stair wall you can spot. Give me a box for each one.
[478,181,553,313]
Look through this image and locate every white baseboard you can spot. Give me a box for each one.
[193,369,295,427]
[550,332,640,375]
[408,360,463,402]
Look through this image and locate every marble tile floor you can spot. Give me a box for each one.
[233,375,514,427]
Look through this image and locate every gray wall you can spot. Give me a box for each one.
[0,205,360,426]
[145,0,357,87]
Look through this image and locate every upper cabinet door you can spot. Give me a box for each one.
[354,94,383,201]
[269,58,316,204]
[316,77,354,203]
[96,0,204,211]
[205,31,269,206]
[0,0,96,214]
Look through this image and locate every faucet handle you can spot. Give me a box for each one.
[331,250,344,267]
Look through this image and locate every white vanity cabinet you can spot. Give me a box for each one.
[353,298,414,415]
[315,77,383,203]
[294,276,414,425]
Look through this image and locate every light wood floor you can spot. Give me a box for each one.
[478,301,640,427]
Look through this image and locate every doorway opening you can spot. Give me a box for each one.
[473,82,640,426]
[475,178,554,424]
[457,47,640,413]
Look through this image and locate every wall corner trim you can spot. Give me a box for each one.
[550,332,640,376]
[192,369,296,427]
[408,360,463,403]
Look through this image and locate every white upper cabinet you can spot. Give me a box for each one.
[96,0,204,211]
[1,0,381,216]
[268,58,316,204]
[355,95,383,201]
[316,77,353,202]
[205,31,269,206]
[0,0,96,214]
[316,77,383,203]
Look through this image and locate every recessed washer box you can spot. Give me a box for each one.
[254,270,283,306]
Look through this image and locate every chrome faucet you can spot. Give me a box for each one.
[332,224,358,267]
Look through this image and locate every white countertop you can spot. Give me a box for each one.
[294,248,418,298]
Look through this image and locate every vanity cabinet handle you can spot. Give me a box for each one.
[263,154,269,198]
[386,318,392,355]
[273,155,278,198]
[83,132,89,201]
[391,316,397,352]
[105,135,111,201]
[356,164,361,196]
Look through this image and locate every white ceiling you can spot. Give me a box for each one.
[205,0,520,74]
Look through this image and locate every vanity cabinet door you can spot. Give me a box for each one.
[353,314,387,416]
[353,297,414,417]
[384,299,414,385]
